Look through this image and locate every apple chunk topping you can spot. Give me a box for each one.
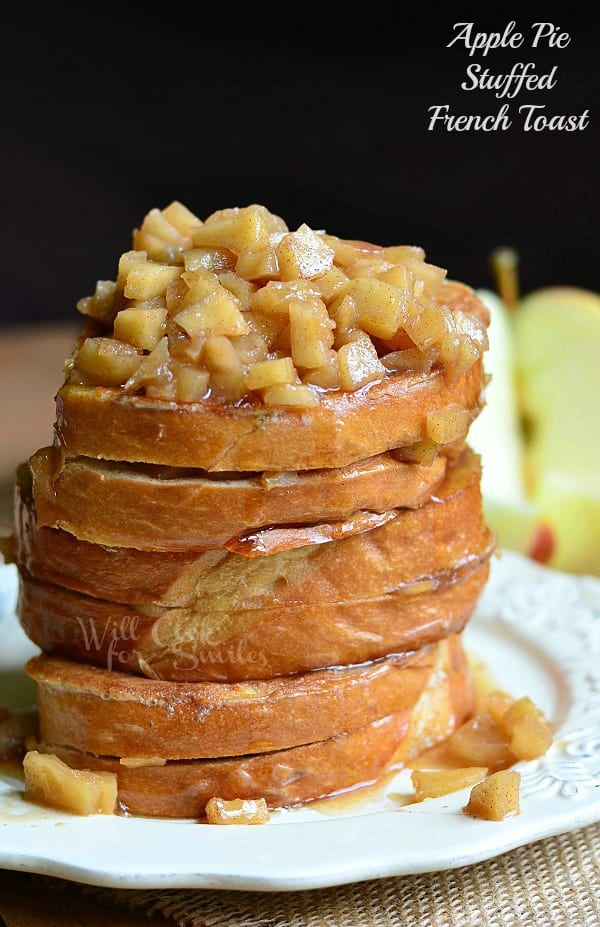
[205,797,269,825]
[67,201,488,405]
[411,767,488,801]
[23,751,117,816]
[463,769,521,821]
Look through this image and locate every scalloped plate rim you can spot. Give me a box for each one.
[0,549,598,891]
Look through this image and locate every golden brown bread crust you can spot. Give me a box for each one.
[38,714,413,816]
[29,445,448,551]
[16,447,490,609]
[18,560,489,681]
[26,646,435,759]
[54,360,484,471]
[33,635,474,815]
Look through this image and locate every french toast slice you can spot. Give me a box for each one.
[26,644,440,760]
[30,636,474,816]
[28,445,448,551]
[16,448,490,610]
[19,560,489,682]
[55,358,484,471]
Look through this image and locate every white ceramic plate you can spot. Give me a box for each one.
[1,550,599,891]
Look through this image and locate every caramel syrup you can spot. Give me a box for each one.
[311,650,506,815]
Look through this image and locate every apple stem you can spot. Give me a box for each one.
[491,247,520,310]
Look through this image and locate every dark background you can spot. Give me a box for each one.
[1,14,598,328]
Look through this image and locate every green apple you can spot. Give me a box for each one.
[513,287,600,575]
[469,290,552,560]
[469,289,527,505]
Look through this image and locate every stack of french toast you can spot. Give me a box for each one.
[13,202,495,817]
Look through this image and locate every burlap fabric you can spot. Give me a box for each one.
[9,821,592,927]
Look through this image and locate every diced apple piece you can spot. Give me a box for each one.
[261,209,288,234]
[405,258,447,291]
[128,295,167,311]
[203,335,244,400]
[162,200,202,236]
[463,770,521,821]
[303,350,341,389]
[173,364,210,402]
[245,357,297,391]
[175,289,249,337]
[338,332,385,391]
[117,250,147,291]
[134,208,191,249]
[218,271,256,308]
[235,247,280,282]
[183,248,236,273]
[382,348,432,374]
[403,297,451,352]
[344,278,406,340]
[448,713,514,769]
[119,756,167,768]
[378,263,415,293]
[383,244,425,264]
[113,307,167,351]
[276,225,334,281]
[204,204,286,233]
[509,716,554,761]
[500,696,545,732]
[314,265,350,303]
[411,767,488,801]
[329,293,359,345]
[203,207,238,224]
[263,383,319,408]
[23,751,117,816]
[449,333,481,378]
[244,308,289,346]
[191,205,271,254]
[380,330,416,355]
[124,337,173,395]
[231,332,269,366]
[498,697,553,761]
[426,404,471,444]
[146,381,177,401]
[181,269,220,300]
[289,298,335,369]
[445,309,489,378]
[485,691,516,727]
[205,797,269,825]
[168,327,205,364]
[74,337,141,386]
[391,439,439,466]
[124,262,182,300]
[452,309,489,353]
[165,278,188,315]
[251,279,321,317]
[272,322,291,354]
[322,235,385,267]
[76,280,118,323]
[345,258,394,279]
[133,231,181,264]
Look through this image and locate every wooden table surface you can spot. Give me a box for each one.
[0,323,78,526]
